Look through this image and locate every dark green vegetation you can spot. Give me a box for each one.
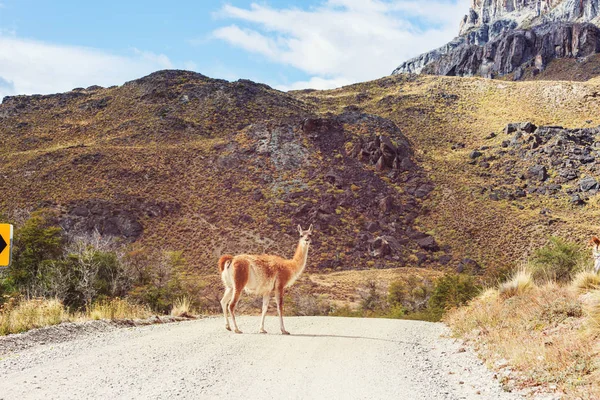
[0,210,194,313]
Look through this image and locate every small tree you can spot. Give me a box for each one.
[429,274,480,316]
[9,209,64,294]
[528,237,586,282]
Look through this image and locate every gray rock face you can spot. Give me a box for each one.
[392,0,600,78]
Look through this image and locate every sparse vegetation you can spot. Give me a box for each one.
[528,237,587,283]
[88,298,152,321]
[498,268,535,298]
[446,239,600,398]
[0,298,66,335]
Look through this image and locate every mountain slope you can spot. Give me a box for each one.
[2,70,600,279]
[294,73,600,272]
[0,70,440,274]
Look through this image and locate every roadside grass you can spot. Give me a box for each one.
[88,298,152,321]
[446,272,600,397]
[170,296,193,317]
[0,297,154,336]
[0,298,66,335]
[571,269,600,293]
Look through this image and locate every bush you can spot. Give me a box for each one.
[528,237,587,282]
[360,281,386,313]
[128,250,188,313]
[428,274,480,318]
[388,276,434,315]
[9,209,64,293]
[287,293,331,316]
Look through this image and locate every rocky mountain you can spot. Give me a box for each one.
[2,69,600,280]
[393,0,600,80]
[0,70,444,274]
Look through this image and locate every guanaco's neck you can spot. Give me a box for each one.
[292,240,310,274]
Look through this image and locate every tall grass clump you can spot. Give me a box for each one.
[499,268,535,298]
[571,270,600,293]
[0,298,68,335]
[528,237,587,283]
[171,296,193,317]
[88,298,152,321]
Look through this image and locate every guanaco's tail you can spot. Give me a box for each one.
[218,255,234,273]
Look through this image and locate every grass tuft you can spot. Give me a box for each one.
[0,298,67,335]
[498,269,535,298]
[88,298,152,321]
[571,270,600,293]
[170,296,193,317]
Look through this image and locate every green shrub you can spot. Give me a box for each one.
[528,237,587,283]
[360,281,386,313]
[129,250,187,313]
[388,277,434,314]
[9,210,64,291]
[428,274,480,318]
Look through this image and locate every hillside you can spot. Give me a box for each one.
[294,73,600,273]
[0,70,440,276]
[2,69,600,283]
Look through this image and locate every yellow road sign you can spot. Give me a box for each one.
[0,224,13,267]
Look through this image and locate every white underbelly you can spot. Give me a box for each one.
[244,267,275,295]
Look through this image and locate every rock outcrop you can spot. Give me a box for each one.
[393,0,600,79]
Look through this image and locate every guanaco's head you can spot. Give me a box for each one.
[297,224,314,246]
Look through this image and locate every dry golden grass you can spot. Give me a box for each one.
[170,296,193,317]
[0,298,67,335]
[571,270,600,293]
[0,297,159,336]
[498,268,535,298]
[447,276,600,397]
[88,298,152,321]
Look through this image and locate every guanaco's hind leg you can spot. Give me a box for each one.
[275,289,290,335]
[220,287,233,331]
[229,260,249,334]
[229,289,243,334]
[259,294,270,333]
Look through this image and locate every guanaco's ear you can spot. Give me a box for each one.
[297,225,303,235]
[308,224,313,234]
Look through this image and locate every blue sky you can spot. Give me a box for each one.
[0,0,469,99]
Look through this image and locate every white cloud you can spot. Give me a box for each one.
[0,35,173,101]
[212,0,470,89]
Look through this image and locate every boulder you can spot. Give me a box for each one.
[415,235,439,251]
[579,176,598,192]
[526,165,548,182]
[469,150,483,159]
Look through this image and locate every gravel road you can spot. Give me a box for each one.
[0,316,522,400]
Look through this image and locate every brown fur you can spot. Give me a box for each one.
[591,236,600,246]
[218,254,233,273]
[219,224,313,334]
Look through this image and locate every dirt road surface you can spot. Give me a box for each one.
[0,316,521,400]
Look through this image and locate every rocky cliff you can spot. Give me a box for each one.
[393,0,600,79]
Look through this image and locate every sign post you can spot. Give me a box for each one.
[0,224,13,267]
